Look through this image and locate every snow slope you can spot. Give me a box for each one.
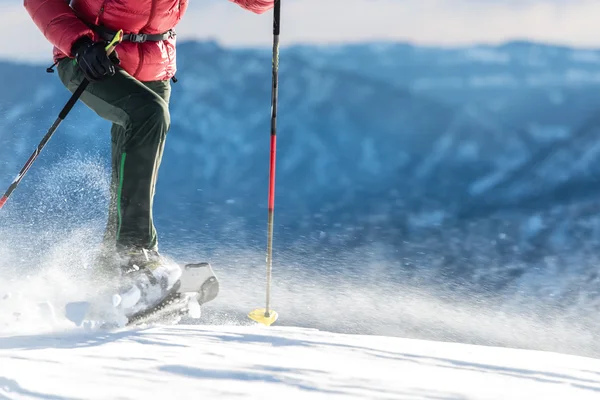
[1,324,600,400]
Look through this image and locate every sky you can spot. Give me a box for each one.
[3,0,600,62]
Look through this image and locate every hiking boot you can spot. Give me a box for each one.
[115,248,182,315]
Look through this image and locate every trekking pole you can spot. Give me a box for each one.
[0,30,123,211]
[249,0,281,326]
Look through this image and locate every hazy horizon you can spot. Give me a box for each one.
[4,0,600,62]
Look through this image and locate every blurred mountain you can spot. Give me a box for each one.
[2,40,600,297]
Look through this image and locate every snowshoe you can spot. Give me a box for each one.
[65,255,219,328]
[125,262,219,326]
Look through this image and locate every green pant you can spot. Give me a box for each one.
[57,58,171,253]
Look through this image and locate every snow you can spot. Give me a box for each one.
[4,40,600,399]
[0,324,600,399]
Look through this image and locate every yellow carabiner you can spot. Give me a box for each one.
[105,29,123,54]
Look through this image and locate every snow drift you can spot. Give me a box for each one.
[1,325,600,400]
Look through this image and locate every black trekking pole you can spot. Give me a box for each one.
[0,81,88,210]
[0,30,123,211]
[249,0,281,326]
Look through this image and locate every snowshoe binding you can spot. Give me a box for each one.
[65,248,219,328]
[125,262,219,327]
[115,248,183,319]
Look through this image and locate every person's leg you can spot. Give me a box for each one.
[102,123,125,253]
[104,80,171,251]
[139,80,171,248]
[57,58,171,258]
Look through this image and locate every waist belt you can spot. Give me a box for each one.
[92,25,175,43]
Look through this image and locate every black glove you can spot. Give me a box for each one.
[71,36,118,82]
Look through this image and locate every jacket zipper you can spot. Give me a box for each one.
[144,0,158,32]
[95,0,107,25]
[133,0,157,78]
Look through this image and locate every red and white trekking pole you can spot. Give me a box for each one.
[249,0,281,326]
[0,31,123,211]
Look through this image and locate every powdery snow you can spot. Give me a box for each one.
[1,324,600,399]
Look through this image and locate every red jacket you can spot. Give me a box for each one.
[24,0,274,82]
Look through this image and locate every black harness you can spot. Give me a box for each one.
[92,25,176,43]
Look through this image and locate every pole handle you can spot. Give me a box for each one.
[273,0,281,35]
[59,30,123,119]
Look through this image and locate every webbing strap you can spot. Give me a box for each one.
[92,25,175,43]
